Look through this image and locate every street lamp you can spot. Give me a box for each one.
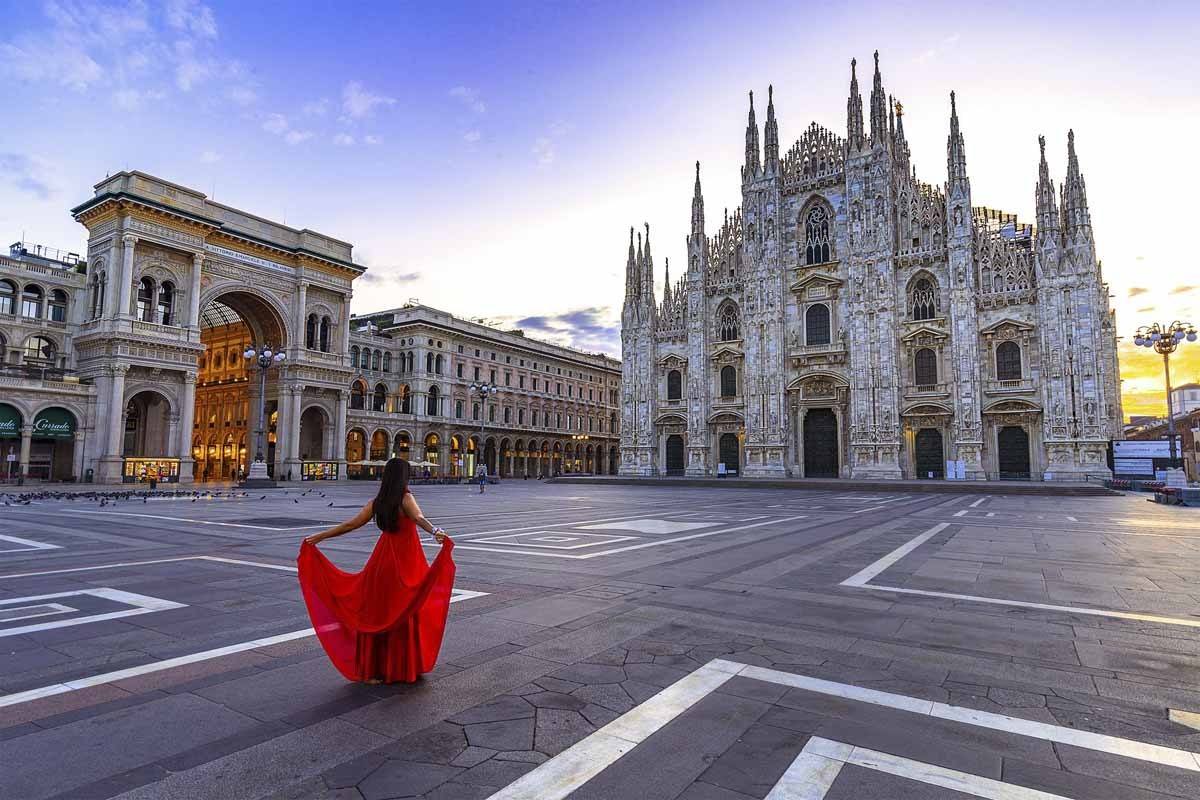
[243,344,286,483]
[470,381,500,475]
[1133,321,1196,467]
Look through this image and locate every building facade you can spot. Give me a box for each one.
[621,53,1122,481]
[1,171,620,484]
[346,305,621,479]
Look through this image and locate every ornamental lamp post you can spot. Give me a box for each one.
[1132,321,1196,467]
[242,345,286,487]
[470,381,500,475]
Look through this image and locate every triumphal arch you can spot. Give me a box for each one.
[71,171,360,484]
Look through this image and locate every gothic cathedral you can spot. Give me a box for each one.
[619,53,1121,481]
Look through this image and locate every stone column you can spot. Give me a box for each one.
[106,366,128,457]
[188,253,203,332]
[295,282,308,351]
[118,234,137,319]
[335,389,349,478]
[273,381,292,480]
[178,372,197,483]
[18,425,32,480]
[72,431,86,481]
[167,413,180,458]
[340,294,352,363]
[285,384,303,476]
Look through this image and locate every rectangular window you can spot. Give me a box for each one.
[568,385,573,398]
[519,375,525,389]
[556,383,562,396]
[472,403,480,421]
[489,405,496,422]
[455,400,463,419]
[532,410,538,426]
[458,345,464,354]
[533,378,539,391]
[490,369,496,383]
[505,372,511,386]
[457,363,464,378]
[504,407,511,423]
[518,408,525,425]
[474,366,480,381]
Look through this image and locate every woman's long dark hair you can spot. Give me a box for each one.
[373,458,410,531]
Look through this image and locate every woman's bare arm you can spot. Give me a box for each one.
[304,501,374,545]
[402,493,447,542]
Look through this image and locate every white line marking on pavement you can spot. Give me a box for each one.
[839,523,949,587]
[1169,709,1200,731]
[0,602,76,623]
[969,497,987,508]
[484,659,742,800]
[1067,516,1078,522]
[485,659,1200,799]
[0,533,63,553]
[431,515,810,560]
[953,509,969,517]
[773,737,1070,799]
[0,588,486,709]
[838,524,1200,629]
[0,588,186,636]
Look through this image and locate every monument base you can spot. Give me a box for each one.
[240,459,277,489]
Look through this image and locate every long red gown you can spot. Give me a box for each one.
[297,514,455,683]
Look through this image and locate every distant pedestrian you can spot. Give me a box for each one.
[476,463,487,494]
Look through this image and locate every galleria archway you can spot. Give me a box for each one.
[192,292,290,481]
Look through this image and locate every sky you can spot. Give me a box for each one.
[2,0,1198,420]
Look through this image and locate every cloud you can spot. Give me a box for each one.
[357,269,422,286]
[533,137,555,165]
[302,98,329,116]
[200,150,221,163]
[532,120,572,167]
[507,307,620,353]
[262,113,289,135]
[364,134,382,145]
[227,85,257,106]
[284,130,313,145]
[915,32,961,64]
[0,154,54,199]
[1127,287,1149,297]
[333,133,355,146]
[1171,285,1197,294]
[449,86,486,114]
[342,81,395,119]
[166,0,218,39]
[111,87,164,109]
[463,130,481,143]
[1136,306,1155,313]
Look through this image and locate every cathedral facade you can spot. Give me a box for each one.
[620,53,1122,482]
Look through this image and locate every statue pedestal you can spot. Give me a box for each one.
[240,459,276,489]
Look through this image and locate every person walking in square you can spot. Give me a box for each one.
[476,462,487,494]
[298,458,455,684]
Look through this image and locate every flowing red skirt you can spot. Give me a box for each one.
[297,520,455,683]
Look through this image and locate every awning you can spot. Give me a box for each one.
[0,404,20,439]
[32,407,76,439]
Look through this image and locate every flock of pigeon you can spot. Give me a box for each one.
[0,488,336,507]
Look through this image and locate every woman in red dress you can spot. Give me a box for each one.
[298,458,455,684]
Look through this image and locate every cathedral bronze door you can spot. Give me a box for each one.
[718,433,740,475]
[997,425,1031,479]
[914,428,944,478]
[665,435,685,476]
[803,408,838,478]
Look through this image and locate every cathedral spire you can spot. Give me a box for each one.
[763,84,780,173]
[642,222,655,304]
[946,91,969,194]
[625,226,637,300]
[1035,135,1059,239]
[869,50,888,145]
[691,160,705,238]
[744,90,761,181]
[893,98,910,175]
[847,58,865,151]
[1061,129,1092,239]
[663,258,671,305]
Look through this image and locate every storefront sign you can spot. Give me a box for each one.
[32,408,75,439]
[0,404,20,438]
[1113,440,1171,458]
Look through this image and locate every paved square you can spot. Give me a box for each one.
[1,481,1199,799]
